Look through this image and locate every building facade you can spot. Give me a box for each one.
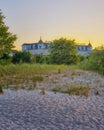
[22,38,92,56]
[22,38,50,55]
[77,43,92,56]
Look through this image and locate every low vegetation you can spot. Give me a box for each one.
[0,63,103,97]
[0,64,74,90]
[52,84,90,97]
[12,51,31,64]
[78,49,104,75]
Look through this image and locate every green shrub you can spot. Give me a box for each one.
[0,59,11,65]
[12,51,31,64]
[78,49,104,75]
[32,54,50,64]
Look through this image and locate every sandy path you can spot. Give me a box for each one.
[0,89,104,130]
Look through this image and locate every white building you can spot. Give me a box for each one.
[22,38,50,55]
[77,43,92,56]
[22,38,92,56]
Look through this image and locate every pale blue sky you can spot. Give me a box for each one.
[1,0,104,49]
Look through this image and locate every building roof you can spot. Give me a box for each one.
[22,37,51,46]
[38,37,43,43]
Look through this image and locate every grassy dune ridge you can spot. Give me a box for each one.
[0,64,75,90]
[0,63,75,76]
[0,63,103,97]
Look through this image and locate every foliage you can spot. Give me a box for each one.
[0,9,17,59]
[49,38,79,64]
[78,49,104,75]
[78,55,89,62]
[12,51,31,63]
[0,53,12,65]
[0,59,11,65]
[32,54,45,64]
[32,54,50,64]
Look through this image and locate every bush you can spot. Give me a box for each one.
[32,54,50,64]
[12,51,31,63]
[78,49,104,75]
[0,59,11,65]
[0,53,12,65]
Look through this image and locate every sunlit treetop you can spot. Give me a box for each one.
[0,9,17,58]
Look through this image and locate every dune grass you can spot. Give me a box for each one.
[0,63,76,75]
[0,63,91,97]
[52,84,90,97]
[0,63,76,90]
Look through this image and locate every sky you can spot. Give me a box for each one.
[0,0,104,50]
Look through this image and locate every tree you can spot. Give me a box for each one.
[0,9,17,59]
[12,51,31,63]
[49,38,79,64]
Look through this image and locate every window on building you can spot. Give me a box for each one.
[78,46,80,50]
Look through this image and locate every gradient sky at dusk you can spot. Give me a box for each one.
[1,0,104,50]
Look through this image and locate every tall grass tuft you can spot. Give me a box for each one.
[52,84,90,97]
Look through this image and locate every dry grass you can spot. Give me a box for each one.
[0,64,103,96]
[52,84,90,97]
[0,64,73,90]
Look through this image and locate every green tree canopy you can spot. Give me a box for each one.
[49,38,79,64]
[0,9,17,58]
[12,51,31,64]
